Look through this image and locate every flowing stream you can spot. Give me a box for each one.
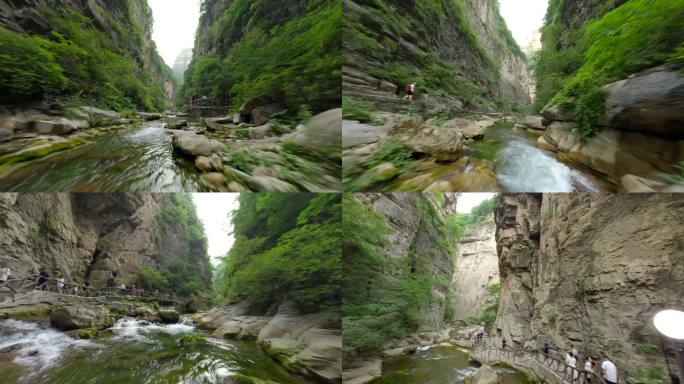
[0,317,311,384]
[470,122,605,192]
[374,345,529,384]
[0,123,205,192]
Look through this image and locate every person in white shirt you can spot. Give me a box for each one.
[584,357,595,384]
[403,83,416,101]
[565,351,577,368]
[601,357,618,384]
[57,276,65,293]
[0,262,10,284]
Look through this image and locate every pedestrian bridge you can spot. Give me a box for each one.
[0,273,181,307]
[471,340,609,384]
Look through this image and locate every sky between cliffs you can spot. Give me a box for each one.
[499,0,548,47]
[457,193,496,213]
[191,194,239,266]
[148,0,201,66]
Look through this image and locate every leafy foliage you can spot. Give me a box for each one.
[534,0,684,137]
[181,0,341,113]
[466,283,500,326]
[342,97,382,125]
[0,4,174,112]
[342,194,462,359]
[152,195,211,297]
[214,194,341,314]
[345,0,524,109]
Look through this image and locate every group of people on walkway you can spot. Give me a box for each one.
[551,342,618,384]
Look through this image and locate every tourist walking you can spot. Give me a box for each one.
[543,342,550,355]
[565,351,577,368]
[601,356,618,384]
[502,339,507,349]
[584,357,594,384]
[36,269,49,290]
[57,275,65,293]
[0,262,11,285]
[403,82,416,101]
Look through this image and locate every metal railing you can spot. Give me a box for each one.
[471,338,609,384]
[1,273,180,304]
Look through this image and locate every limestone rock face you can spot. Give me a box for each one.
[493,194,541,344]
[472,364,500,384]
[196,301,342,383]
[453,220,499,320]
[0,194,211,289]
[50,304,112,330]
[343,0,531,110]
[355,193,458,331]
[602,67,684,138]
[494,193,684,379]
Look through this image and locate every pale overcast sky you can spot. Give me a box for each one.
[148,0,201,66]
[191,193,239,266]
[457,193,496,213]
[498,0,548,46]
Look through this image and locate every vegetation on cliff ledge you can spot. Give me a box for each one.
[344,0,525,109]
[214,194,341,314]
[342,194,462,360]
[181,0,341,113]
[0,2,173,112]
[534,0,684,137]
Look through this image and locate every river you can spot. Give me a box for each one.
[469,122,604,192]
[0,317,311,384]
[374,345,530,384]
[0,123,204,192]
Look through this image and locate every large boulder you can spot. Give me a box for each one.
[158,309,181,324]
[34,117,88,135]
[602,66,684,138]
[404,127,464,161]
[424,157,501,192]
[257,301,342,383]
[251,103,286,126]
[287,109,342,161]
[79,106,121,121]
[172,131,226,157]
[166,120,188,129]
[342,360,382,384]
[138,112,162,121]
[520,116,545,130]
[472,364,500,384]
[50,304,112,331]
[540,104,574,122]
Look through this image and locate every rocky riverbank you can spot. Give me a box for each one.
[172,108,342,192]
[194,300,342,383]
[532,66,684,192]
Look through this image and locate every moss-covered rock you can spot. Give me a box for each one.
[0,137,86,166]
[67,327,98,339]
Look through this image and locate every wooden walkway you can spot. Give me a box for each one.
[471,339,610,384]
[2,274,181,305]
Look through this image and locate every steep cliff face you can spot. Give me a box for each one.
[355,193,459,331]
[494,193,684,380]
[182,0,341,112]
[493,193,542,343]
[343,0,531,111]
[0,193,210,289]
[453,219,498,320]
[0,0,176,109]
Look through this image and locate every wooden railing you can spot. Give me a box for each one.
[471,338,610,384]
[1,274,180,304]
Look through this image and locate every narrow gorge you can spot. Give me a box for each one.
[0,193,343,383]
[342,193,684,384]
[342,0,684,192]
[0,0,342,192]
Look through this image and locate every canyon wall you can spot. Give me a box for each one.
[182,0,340,112]
[494,193,684,381]
[0,0,176,107]
[343,0,531,111]
[453,219,498,320]
[356,193,459,331]
[0,193,211,288]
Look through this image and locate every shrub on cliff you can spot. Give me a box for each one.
[535,0,684,137]
[181,0,341,113]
